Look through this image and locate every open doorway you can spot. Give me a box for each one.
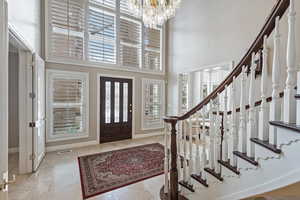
[8,41,20,177]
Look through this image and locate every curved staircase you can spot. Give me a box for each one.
[161,0,300,199]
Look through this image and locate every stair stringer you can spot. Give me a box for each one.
[181,127,300,200]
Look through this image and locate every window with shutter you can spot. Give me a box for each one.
[46,0,164,73]
[49,0,85,60]
[143,27,161,71]
[46,70,89,142]
[88,6,116,63]
[120,17,142,68]
[142,79,165,130]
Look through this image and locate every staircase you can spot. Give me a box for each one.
[161,0,300,199]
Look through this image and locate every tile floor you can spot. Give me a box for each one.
[8,136,165,200]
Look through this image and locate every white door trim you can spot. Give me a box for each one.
[18,51,33,174]
[0,0,8,198]
[96,73,136,143]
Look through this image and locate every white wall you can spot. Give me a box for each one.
[8,0,41,54]
[167,0,277,115]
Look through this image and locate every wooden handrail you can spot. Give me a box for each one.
[162,1,291,199]
[170,0,290,121]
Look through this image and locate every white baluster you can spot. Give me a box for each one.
[297,72,300,126]
[230,76,238,167]
[259,36,270,141]
[238,66,248,153]
[195,112,201,174]
[183,121,188,182]
[284,0,297,124]
[164,125,169,193]
[209,100,215,170]
[269,17,282,146]
[177,121,182,182]
[223,86,229,162]
[188,119,194,184]
[247,53,257,158]
[215,94,221,174]
[201,107,207,179]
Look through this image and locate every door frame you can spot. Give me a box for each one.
[8,24,35,174]
[97,73,135,143]
[0,0,8,198]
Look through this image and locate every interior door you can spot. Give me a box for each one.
[0,0,8,198]
[100,77,133,143]
[32,54,46,171]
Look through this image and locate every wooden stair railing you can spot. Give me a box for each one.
[161,0,294,200]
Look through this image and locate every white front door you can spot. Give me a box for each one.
[0,0,9,199]
[32,54,46,171]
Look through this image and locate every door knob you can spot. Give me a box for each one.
[0,175,16,192]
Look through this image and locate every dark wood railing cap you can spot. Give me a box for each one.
[163,116,179,123]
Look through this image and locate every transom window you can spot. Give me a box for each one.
[46,0,163,73]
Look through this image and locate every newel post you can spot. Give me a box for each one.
[163,117,179,200]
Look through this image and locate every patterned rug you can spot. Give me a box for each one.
[78,143,165,199]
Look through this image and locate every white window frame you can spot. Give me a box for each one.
[44,0,165,75]
[46,69,89,142]
[141,78,165,130]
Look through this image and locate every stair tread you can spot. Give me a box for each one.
[204,168,224,182]
[191,174,209,187]
[179,180,195,192]
[218,160,240,175]
[250,138,282,154]
[233,151,259,166]
[269,121,300,133]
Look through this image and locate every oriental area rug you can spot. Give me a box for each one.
[78,143,165,199]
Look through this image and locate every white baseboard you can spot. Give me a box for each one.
[133,132,164,139]
[9,147,19,154]
[46,140,98,152]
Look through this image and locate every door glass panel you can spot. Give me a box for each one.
[123,83,128,122]
[114,82,120,123]
[105,81,111,123]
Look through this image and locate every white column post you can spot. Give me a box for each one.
[259,36,270,141]
[284,0,297,123]
[238,66,248,153]
[247,53,257,158]
[230,76,238,166]
[223,86,229,162]
[164,125,169,193]
[269,17,282,146]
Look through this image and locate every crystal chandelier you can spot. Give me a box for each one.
[127,0,181,28]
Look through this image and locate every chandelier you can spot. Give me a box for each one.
[127,0,181,28]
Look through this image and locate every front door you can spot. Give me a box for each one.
[32,54,46,171]
[100,77,133,143]
[0,0,8,199]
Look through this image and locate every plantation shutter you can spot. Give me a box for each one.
[143,27,161,71]
[120,0,134,16]
[119,17,141,68]
[143,79,164,129]
[47,70,89,142]
[90,0,116,9]
[52,78,85,135]
[88,6,116,63]
[49,0,85,60]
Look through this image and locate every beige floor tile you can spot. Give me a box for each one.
[8,136,164,200]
